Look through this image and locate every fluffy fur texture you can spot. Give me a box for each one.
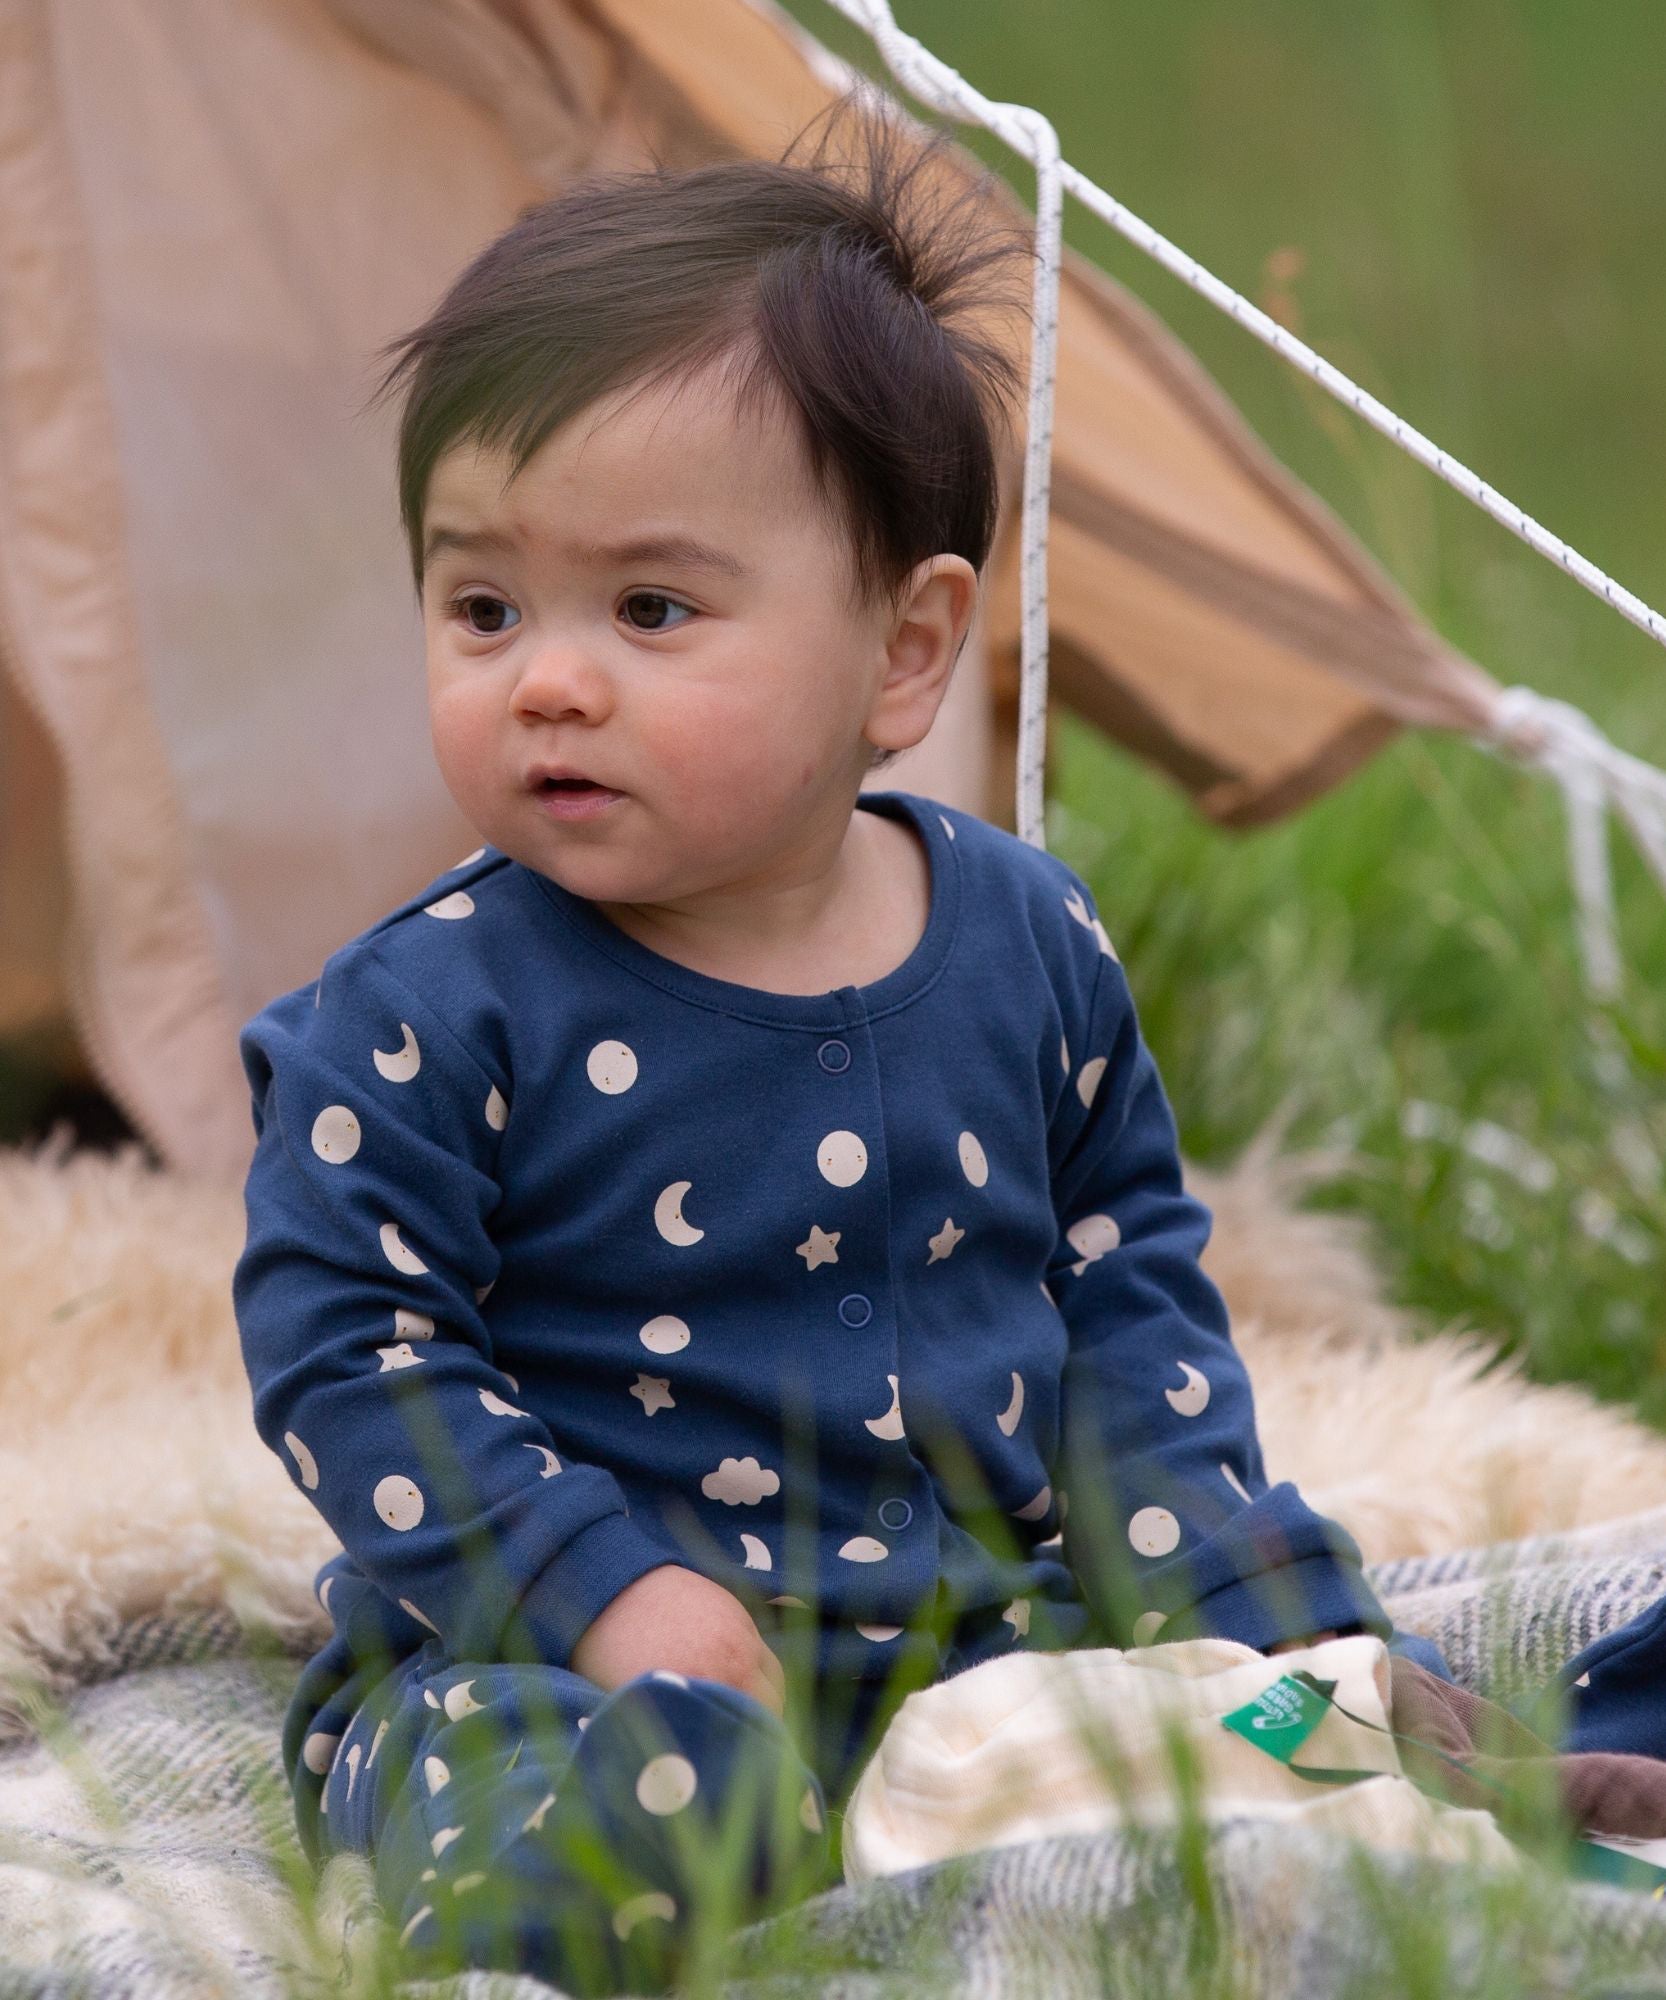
[4,1116,1664,1737]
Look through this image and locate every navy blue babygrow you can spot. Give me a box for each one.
[233,788,1406,1985]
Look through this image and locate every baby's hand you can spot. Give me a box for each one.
[1266,1628,1344,1656]
[570,1564,788,1717]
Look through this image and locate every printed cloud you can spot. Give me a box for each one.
[702,1455,781,1506]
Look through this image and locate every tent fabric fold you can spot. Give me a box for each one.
[0,0,1501,1179]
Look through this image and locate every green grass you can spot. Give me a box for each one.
[779,0,1666,1428]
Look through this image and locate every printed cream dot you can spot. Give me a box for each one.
[1132,1610,1169,1646]
[379,1221,428,1276]
[302,1731,341,1776]
[1128,1507,1181,1558]
[938,813,956,840]
[996,1372,1025,1437]
[817,1129,868,1187]
[395,1308,435,1340]
[957,1131,989,1187]
[614,1890,677,1940]
[310,1105,360,1163]
[443,1679,486,1720]
[424,1755,451,1795]
[1066,1213,1121,1275]
[452,1871,489,1895]
[485,1084,508,1130]
[838,1536,888,1563]
[423,890,475,920]
[640,1313,691,1354]
[430,1825,465,1859]
[372,1025,420,1082]
[1076,1057,1108,1109]
[344,1743,363,1800]
[651,1670,690,1689]
[419,1868,436,1882]
[399,1907,434,1947]
[636,1753,698,1816]
[423,1689,441,1709]
[801,1787,824,1833]
[367,1719,389,1768]
[1165,1363,1211,1417]
[373,1474,424,1530]
[587,1039,639,1093]
[399,1599,441,1634]
[283,1432,319,1490]
[1061,1034,1069,1074]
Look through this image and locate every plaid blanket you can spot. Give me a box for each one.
[7,1508,1666,1999]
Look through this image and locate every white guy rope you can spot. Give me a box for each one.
[822,0,1666,1017]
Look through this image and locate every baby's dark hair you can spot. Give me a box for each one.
[363,87,1032,769]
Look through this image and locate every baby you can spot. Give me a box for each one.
[232,97,1439,1995]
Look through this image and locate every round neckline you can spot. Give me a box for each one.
[521,789,962,1029]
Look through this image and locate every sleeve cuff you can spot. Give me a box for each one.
[496,1513,683,1672]
[1165,1548,1393,1654]
[1124,1481,1394,1654]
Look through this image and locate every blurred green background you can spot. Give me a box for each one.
[6,0,1664,1422]
[775,0,1666,1421]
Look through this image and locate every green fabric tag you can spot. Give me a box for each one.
[1220,1674,1336,1764]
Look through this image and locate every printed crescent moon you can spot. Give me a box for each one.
[522,1443,561,1477]
[740,1532,772,1569]
[654,1180,705,1246]
[996,1372,1024,1436]
[379,1221,429,1275]
[373,1024,421,1082]
[1013,1483,1052,1521]
[1164,1363,1211,1417]
[864,1373,905,1440]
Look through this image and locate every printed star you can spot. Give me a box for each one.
[630,1373,675,1417]
[376,1342,426,1370]
[927,1218,965,1264]
[796,1224,841,1270]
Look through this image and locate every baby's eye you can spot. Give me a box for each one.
[447,592,520,637]
[620,592,693,633]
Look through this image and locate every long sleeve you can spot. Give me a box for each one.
[233,942,678,1671]
[1048,938,1391,1655]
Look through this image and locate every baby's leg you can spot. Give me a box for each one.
[320,1653,831,1996]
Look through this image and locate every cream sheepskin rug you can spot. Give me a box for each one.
[4,1115,1666,1738]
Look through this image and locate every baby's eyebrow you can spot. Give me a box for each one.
[423,523,749,580]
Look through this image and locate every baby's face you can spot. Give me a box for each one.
[420,364,914,908]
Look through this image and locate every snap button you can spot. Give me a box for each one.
[817,1038,851,1073]
[878,1497,913,1531]
[837,1293,872,1328]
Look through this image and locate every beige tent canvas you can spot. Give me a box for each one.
[0,0,1504,1184]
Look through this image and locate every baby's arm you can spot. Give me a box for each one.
[1047,928,1387,1656]
[233,941,679,1671]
